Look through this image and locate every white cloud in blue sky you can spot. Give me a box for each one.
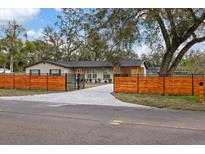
[136,44,151,57]
[27,28,44,39]
[23,8,61,40]
[0,8,40,23]
[54,8,62,12]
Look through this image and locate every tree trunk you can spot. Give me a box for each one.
[159,42,180,75]
[10,54,14,73]
[159,49,174,75]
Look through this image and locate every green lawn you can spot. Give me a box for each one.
[0,89,60,96]
[112,92,205,111]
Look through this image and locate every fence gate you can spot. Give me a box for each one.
[76,73,85,90]
[66,74,76,91]
[66,73,85,91]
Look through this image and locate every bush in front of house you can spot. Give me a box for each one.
[98,78,101,83]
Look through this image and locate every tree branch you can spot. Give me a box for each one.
[166,9,178,41]
[156,14,171,49]
[168,35,205,73]
[188,8,198,21]
[123,9,146,24]
[179,10,205,44]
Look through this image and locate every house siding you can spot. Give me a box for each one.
[25,62,73,74]
[25,61,147,83]
[114,64,146,75]
[83,68,113,82]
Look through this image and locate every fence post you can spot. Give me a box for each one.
[192,74,194,95]
[65,73,68,91]
[74,73,77,90]
[46,73,48,91]
[13,73,15,89]
[113,74,115,92]
[77,73,80,90]
[163,75,165,95]
[199,80,204,103]
[137,74,139,93]
[29,73,31,90]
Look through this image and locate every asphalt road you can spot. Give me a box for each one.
[1,100,205,144]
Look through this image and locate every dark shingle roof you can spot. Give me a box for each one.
[26,59,147,68]
[55,61,112,68]
[147,67,190,75]
[147,67,160,74]
[120,59,145,67]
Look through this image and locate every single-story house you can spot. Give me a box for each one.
[25,59,147,83]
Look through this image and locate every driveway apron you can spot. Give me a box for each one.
[0,84,148,108]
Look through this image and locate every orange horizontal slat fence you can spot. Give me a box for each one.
[30,75,47,90]
[114,74,205,95]
[0,74,14,88]
[48,76,65,91]
[0,74,66,91]
[15,75,30,89]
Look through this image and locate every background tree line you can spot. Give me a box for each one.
[0,8,205,74]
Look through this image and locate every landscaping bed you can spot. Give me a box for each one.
[0,89,59,96]
[112,92,205,111]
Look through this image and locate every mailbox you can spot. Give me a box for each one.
[199,80,203,86]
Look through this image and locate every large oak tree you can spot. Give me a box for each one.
[144,9,205,74]
[91,9,205,74]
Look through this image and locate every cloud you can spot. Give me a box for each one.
[54,8,62,12]
[0,8,40,23]
[137,44,151,57]
[27,28,43,39]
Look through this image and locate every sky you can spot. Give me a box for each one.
[0,8,203,56]
[0,8,150,56]
[0,8,61,40]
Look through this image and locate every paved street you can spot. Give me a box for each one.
[1,99,205,144]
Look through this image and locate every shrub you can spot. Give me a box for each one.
[98,78,101,83]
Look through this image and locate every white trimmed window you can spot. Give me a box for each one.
[30,69,40,75]
[50,69,61,76]
[87,69,97,79]
[87,74,92,79]
[103,73,110,79]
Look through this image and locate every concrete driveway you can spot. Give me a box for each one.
[0,84,148,108]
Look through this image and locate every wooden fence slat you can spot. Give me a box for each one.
[114,75,205,95]
[0,74,66,91]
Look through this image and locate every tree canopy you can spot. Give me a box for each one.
[0,9,205,74]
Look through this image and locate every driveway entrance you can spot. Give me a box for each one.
[0,84,148,108]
